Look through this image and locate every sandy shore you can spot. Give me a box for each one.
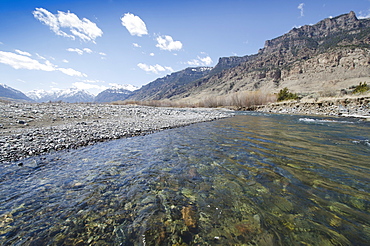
[0,102,232,163]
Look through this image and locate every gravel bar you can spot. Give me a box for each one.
[0,102,233,163]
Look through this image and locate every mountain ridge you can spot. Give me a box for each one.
[26,88,95,103]
[162,11,370,101]
[94,85,138,103]
[0,84,33,102]
[127,67,212,101]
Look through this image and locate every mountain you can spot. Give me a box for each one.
[0,84,33,102]
[127,67,212,101]
[26,88,94,103]
[128,11,370,102]
[177,11,370,100]
[94,84,139,103]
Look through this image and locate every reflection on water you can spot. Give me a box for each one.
[0,113,369,245]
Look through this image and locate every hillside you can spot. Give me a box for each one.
[0,84,33,102]
[129,11,370,102]
[127,67,212,101]
[95,85,138,103]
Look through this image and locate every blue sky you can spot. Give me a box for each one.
[1,0,370,95]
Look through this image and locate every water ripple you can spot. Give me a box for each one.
[0,113,369,245]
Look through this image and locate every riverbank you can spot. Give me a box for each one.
[0,102,232,163]
[254,95,370,120]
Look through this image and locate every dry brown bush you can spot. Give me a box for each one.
[200,91,276,109]
[110,90,276,109]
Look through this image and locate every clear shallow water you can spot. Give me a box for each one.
[0,113,369,245]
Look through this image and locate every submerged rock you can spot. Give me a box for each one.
[181,205,198,231]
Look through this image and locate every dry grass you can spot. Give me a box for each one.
[111,90,277,109]
[111,99,195,108]
[199,90,277,109]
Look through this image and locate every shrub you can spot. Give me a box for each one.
[353,82,369,94]
[113,90,277,109]
[277,87,299,102]
[199,91,276,108]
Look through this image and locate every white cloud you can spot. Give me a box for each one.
[83,48,93,53]
[33,8,103,43]
[156,35,183,51]
[187,55,213,66]
[133,43,141,48]
[137,63,173,74]
[58,68,87,77]
[0,51,56,71]
[15,49,32,57]
[99,52,106,56]
[359,10,370,19]
[67,48,83,55]
[108,83,120,87]
[62,59,69,63]
[33,8,71,38]
[36,53,46,60]
[149,53,155,56]
[108,83,140,91]
[0,50,86,77]
[82,79,103,83]
[121,13,148,37]
[67,48,93,55]
[298,3,305,17]
[73,82,107,91]
[199,56,212,65]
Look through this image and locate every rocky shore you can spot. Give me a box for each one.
[0,102,232,163]
[254,96,370,119]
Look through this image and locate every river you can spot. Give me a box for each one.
[0,113,369,245]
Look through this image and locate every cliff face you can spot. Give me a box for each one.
[210,55,255,74]
[263,11,365,55]
[169,11,370,100]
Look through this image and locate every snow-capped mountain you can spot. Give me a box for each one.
[108,84,139,92]
[26,89,53,102]
[0,84,33,102]
[94,84,139,103]
[26,88,95,103]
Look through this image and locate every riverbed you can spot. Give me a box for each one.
[0,113,369,245]
[0,102,230,163]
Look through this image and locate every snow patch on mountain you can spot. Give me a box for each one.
[0,84,33,102]
[108,83,140,92]
[26,88,95,103]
